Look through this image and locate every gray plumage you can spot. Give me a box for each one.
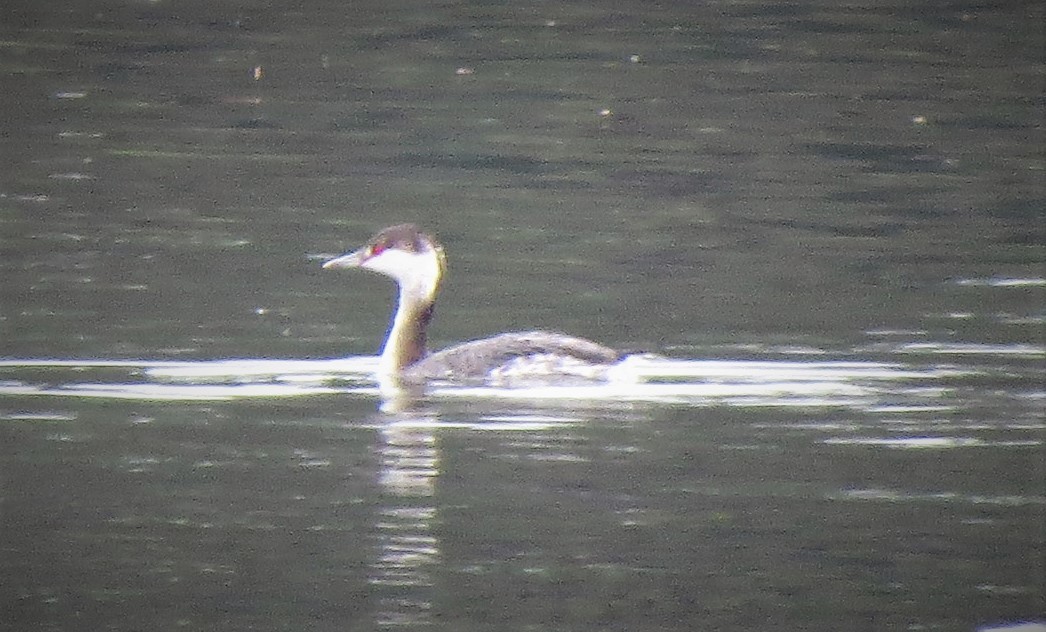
[403,331,622,383]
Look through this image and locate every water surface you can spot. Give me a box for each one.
[1,0,1043,630]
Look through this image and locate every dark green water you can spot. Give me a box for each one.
[1,0,1043,630]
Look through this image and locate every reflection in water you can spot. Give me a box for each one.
[370,418,440,628]
[0,351,1017,410]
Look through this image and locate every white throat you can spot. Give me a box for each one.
[363,247,443,376]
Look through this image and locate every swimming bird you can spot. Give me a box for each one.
[322,224,621,384]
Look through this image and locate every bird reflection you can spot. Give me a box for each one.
[370,417,441,627]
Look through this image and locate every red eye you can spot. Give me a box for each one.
[370,243,387,257]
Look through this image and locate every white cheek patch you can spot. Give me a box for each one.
[363,249,421,280]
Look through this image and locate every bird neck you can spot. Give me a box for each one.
[375,241,445,376]
[380,287,436,375]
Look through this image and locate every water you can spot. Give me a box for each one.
[1,0,1043,630]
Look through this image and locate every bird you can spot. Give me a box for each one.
[322,224,621,384]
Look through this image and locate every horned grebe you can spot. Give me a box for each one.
[322,224,621,384]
